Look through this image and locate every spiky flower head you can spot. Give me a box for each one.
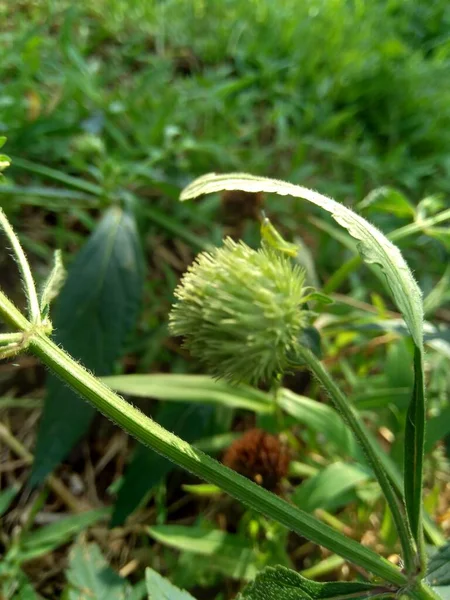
[169,238,310,385]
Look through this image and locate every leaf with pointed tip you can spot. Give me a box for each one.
[31,207,144,484]
[147,525,261,581]
[103,373,273,413]
[238,565,378,600]
[146,567,197,600]
[18,508,109,563]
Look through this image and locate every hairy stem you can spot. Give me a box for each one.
[294,345,418,576]
[0,208,40,323]
[0,288,407,586]
[31,331,407,584]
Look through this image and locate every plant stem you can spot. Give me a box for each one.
[0,290,407,586]
[31,331,407,585]
[0,208,40,324]
[294,345,418,576]
[410,581,443,600]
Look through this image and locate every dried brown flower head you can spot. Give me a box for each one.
[222,428,290,493]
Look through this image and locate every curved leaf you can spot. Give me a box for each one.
[31,207,144,484]
[103,373,273,413]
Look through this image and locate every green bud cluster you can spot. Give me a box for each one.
[169,238,309,385]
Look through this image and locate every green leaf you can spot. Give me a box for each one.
[147,525,261,581]
[0,184,98,207]
[426,541,450,600]
[358,187,415,218]
[10,157,103,196]
[4,570,43,599]
[238,565,377,599]
[299,326,322,359]
[112,403,211,526]
[31,206,144,484]
[0,484,19,517]
[426,541,450,586]
[426,407,450,453]
[18,508,109,563]
[404,347,426,544]
[277,390,358,458]
[14,581,42,599]
[424,264,450,317]
[39,249,66,315]
[146,567,197,600]
[292,462,371,513]
[66,542,131,600]
[103,374,273,414]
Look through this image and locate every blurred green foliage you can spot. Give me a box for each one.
[1,1,450,599]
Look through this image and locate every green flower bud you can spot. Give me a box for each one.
[169,238,309,385]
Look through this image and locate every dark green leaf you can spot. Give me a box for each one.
[31,207,144,484]
[299,327,322,359]
[66,542,131,600]
[146,567,197,600]
[0,485,19,517]
[425,407,450,453]
[112,404,211,526]
[404,347,426,545]
[426,541,450,586]
[238,565,377,599]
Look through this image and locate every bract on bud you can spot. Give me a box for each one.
[169,238,309,385]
